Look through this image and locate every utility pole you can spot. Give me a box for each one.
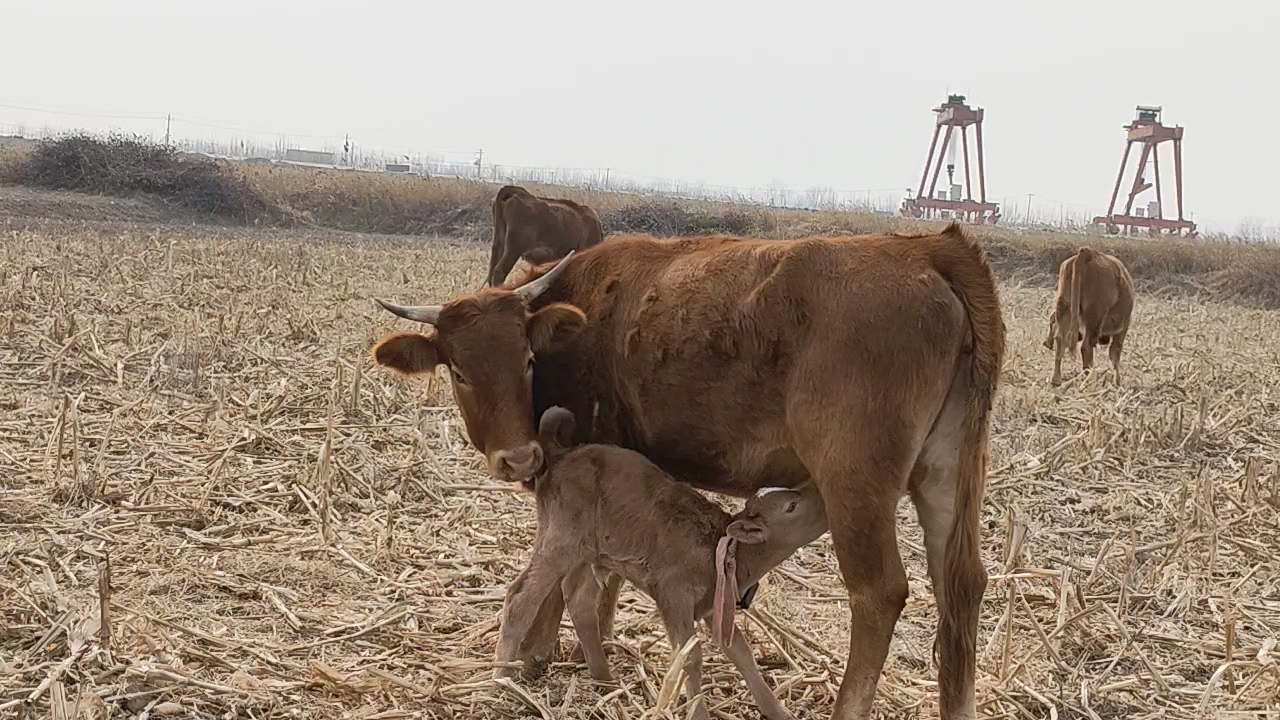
[164,114,171,146]
[474,149,483,178]
[604,168,610,189]
[1026,193,1034,223]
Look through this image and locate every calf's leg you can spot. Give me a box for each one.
[493,552,573,680]
[719,620,795,720]
[562,564,613,681]
[569,569,623,663]
[658,603,710,720]
[501,564,565,679]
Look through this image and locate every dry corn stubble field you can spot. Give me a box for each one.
[2,215,1280,720]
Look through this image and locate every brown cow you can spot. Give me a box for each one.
[1043,247,1134,386]
[494,406,825,720]
[372,222,1005,720]
[486,184,604,287]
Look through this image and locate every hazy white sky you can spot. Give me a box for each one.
[2,0,1277,232]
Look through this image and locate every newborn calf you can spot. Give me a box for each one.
[494,407,827,720]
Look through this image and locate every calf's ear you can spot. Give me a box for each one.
[528,303,586,352]
[372,332,442,375]
[726,518,768,545]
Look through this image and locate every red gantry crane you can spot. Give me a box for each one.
[1092,106,1195,237]
[900,94,1000,225]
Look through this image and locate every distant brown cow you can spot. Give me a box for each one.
[372,222,1006,719]
[486,184,604,287]
[1043,247,1134,386]
[493,406,825,720]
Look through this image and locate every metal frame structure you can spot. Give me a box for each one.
[900,94,1000,225]
[1092,106,1196,237]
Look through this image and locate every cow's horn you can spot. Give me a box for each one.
[373,298,442,325]
[514,251,575,303]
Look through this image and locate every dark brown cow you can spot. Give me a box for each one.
[486,184,604,287]
[1043,247,1134,386]
[372,222,1005,720]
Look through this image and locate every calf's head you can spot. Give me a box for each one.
[726,483,828,550]
[371,254,585,483]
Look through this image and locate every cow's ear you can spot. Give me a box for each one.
[372,332,442,375]
[528,303,586,352]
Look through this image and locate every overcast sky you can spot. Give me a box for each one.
[3,0,1277,233]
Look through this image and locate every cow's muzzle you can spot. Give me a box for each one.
[492,442,545,485]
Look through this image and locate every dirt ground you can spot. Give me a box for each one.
[2,205,1279,719]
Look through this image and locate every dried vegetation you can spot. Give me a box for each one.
[2,212,1279,719]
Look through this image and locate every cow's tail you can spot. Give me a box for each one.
[488,189,513,286]
[1069,247,1094,351]
[926,221,1005,713]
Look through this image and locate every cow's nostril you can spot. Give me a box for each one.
[494,443,544,481]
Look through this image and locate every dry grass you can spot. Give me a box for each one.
[246,164,1280,309]
[2,215,1279,719]
[4,140,1280,308]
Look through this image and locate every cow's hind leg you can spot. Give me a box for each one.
[487,246,521,287]
[1108,329,1127,386]
[796,436,911,719]
[1051,310,1075,386]
[1080,328,1099,375]
[908,369,986,719]
[486,232,506,287]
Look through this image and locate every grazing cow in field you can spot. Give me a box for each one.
[371,221,1006,720]
[1043,247,1134,386]
[486,184,604,287]
[493,406,824,720]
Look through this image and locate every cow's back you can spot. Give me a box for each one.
[531,233,975,496]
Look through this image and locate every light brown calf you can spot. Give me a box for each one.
[1043,247,1135,386]
[494,407,827,720]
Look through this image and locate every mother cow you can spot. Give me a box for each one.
[372,222,1004,720]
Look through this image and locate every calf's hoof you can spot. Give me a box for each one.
[519,653,552,681]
